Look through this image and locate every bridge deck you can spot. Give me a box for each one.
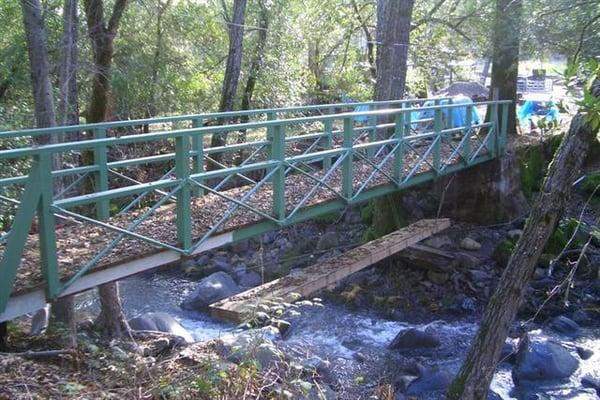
[2,140,477,297]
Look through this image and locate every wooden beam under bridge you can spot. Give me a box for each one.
[209,218,451,322]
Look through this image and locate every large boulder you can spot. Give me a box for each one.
[548,315,580,336]
[405,367,453,395]
[513,336,579,382]
[128,312,194,343]
[181,271,240,310]
[389,328,441,350]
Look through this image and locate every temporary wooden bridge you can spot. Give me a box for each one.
[0,98,509,321]
[210,218,451,322]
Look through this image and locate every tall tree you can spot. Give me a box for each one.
[373,0,414,102]
[49,0,81,345]
[488,0,522,135]
[210,0,247,165]
[447,78,600,399]
[370,0,415,237]
[57,0,80,128]
[83,0,130,338]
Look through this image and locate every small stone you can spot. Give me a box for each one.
[272,319,292,335]
[427,270,449,285]
[581,374,600,393]
[548,315,580,335]
[111,346,129,361]
[507,229,523,240]
[457,252,480,268]
[238,271,262,288]
[316,232,340,250]
[469,269,491,283]
[576,346,594,360]
[460,238,481,251]
[389,328,441,350]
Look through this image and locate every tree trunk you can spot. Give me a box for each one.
[57,0,80,130]
[0,322,7,351]
[370,0,415,238]
[144,0,171,133]
[95,283,129,338]
[20,0,58,143]
[373,0,414,102]
[351,0,376,80]
[83,0,131,339]
[48,297,76,347]
[487,0,522,135]
[447,78,600,400]
[210,0,247,167]
[237,0,268,160]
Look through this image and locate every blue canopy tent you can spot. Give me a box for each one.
[517,99,559,125]
[411,95,481,129]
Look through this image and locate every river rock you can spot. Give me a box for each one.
[513,336,579,382]
[469,269,492,283]
[389,328,441,350]
[457,252,480,268]
[571,309,591,325]
[582,374,600,394]
[181,271,240,310]
[548,315,580,335]
[255,342,285,369]
[128,312,194,343]
[316,232,339,250]
[500,340,518,364]
[507,229,523,240]
[424,235,453,249]
[576,346,594,360]
[405,367,453,395]
[460,237,481,251]
[211,256,232,273]
[427,270,449,285]
[238,271,262,288]
[30,305,50,335]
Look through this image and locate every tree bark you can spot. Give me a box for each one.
[83,0,131,339]
[351,0,376,80]
[57,0,80,129]
[210,0,247,167]
[373,0,414,102]
[487,0,522,135]
[48,296,76,347]
[20,0,57,140]
[447,78,600,400]
[370,0,415,238]
[95,283,129,338]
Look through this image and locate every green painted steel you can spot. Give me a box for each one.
[0,98,511,313]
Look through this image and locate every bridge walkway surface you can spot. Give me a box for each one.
[0,98,510,321]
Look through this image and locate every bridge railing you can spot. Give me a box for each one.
[0,98,509,311]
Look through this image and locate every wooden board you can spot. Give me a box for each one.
[209,218,451,322]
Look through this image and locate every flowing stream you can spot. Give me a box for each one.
[77,270,600,399]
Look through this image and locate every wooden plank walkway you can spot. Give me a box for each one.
[209,218,451,322]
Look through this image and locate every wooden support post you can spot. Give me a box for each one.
[342,117,353,200]
[500,103,509,153]
[393,108,404,183]
[37,152,60,299]
[270,123,286,222]
[93,128,109,221]
[191,117,204,197]
[491,101,499,157]
[175,134,192,250]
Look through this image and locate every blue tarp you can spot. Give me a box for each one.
[411,96,481,129]
[517,100,559,124]
[353,104,371,123]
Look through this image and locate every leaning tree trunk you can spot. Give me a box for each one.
[210,0,247,168]
[447,78,600,400]
[486,0,522,135]
[83,0,131,339]
[370,0,415,237]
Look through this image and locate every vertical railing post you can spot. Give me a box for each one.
[500,102,509,154]
[433,106,442,174]
[490,101,499,157]
[37,152,61,298]
[191,117,204,197]
[175,133,192,250]
[463,104,473,164]
[269,123,286,222]
[342,117,353,200]
[323,113,333,170]
[447,97,454,129]
[93,128,109,221]
[368,103,377,158]
[393,107,405,184]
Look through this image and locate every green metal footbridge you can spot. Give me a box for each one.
[0,97,510,321]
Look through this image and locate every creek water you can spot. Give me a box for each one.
[77,270,600,399]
